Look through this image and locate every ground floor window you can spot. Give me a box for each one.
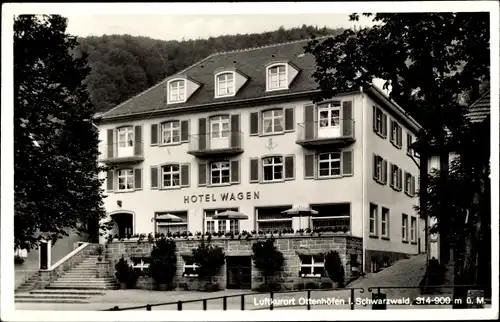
[156,211,188,235]
[256,206,292,232]
[130,257,150,276]
[204,208,239,234]
[299,254,325,277]
[182,256,199,277]
[310,203,350,232]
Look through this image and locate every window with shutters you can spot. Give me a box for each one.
[406,133,413,156]
[390,120,403,148]
[204,208,239,234]
[156,211,188,234]
[318,152,341,178]
[373,106,386,137]
[116,169,134,191]
[117,126,134,148]
[160,121,180,144]
[369,203,378,236]
[161,164,180,188]
[262,156,283,181]
[256,206,292,231]
[402,214,409,242]
[215,72,235,97]
[373,155,386,184]
[404,172,415,197]
[168,79,186,103]
[210,161,230,185]
[390,164,403,191]
[381,208,390,238]
[262,109,284,134]
[299,254,325,277]
[266,64,287,91]
[210,115,230,139]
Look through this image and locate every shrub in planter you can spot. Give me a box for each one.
[96,245,104,262]
[324,251,345,287]
[148,237,177,291]
[192,236,225,292]
[115,256,135,289]
[252,237,285,291]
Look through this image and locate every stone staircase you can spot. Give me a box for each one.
[15,289,105,304]
[45,255,119,290]
[15,272,40,293]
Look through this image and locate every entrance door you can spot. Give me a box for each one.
[113,214,133,238]
[117,127,134,158]
[209,116,230,150]
[226,256,252,289]
[318,102,341,138]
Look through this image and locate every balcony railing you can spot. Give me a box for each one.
[187,131,243,157]
[296,119,355,148]
[99,141,144,164]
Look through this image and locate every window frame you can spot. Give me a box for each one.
[182,256,199,277]
[117,126,134,148]
[402,214,409,242]
[410,217,417,243]
[116,169,134,191]
[261,155,284,182]
[130,257,150,276]
[381,208,390,238]
[210,161,231,186]
[299,254,325,278]
[369,203,378,236]
[160,120,181,145]
[215,71,236,98]
[390,120,402,148]
[256,207,293,231]
[209,115,231,139]
[406,133,413,156]
[262,108,285,134]
[317,152,341,178]
[374,107,384,137]
[266,63,288,91]
[167,79,187,104]
[161,163,181,189]
[204,208,240,234]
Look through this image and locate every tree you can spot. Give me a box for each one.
[148,237,177,289]
[324,251,345,287]
[251,237,285,289]
[192,235,225,291]
[14,15,108,249]
[304,13,489,306]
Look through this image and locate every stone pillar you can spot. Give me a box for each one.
[39,239,52,270]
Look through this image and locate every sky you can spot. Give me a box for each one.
[65,13,376,42]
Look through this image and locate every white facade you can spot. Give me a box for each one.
[98,86,422,268]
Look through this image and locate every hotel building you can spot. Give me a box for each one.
[96,39,423,286]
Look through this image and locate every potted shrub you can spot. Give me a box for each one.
[115,256,132,289]
[148,237,177,291]
[96,245,104,262]
[192,236,225,292]
[324,251,345,288]
[252,237,285,292]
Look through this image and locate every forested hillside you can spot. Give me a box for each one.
[77,25,343,112]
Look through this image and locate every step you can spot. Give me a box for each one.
[54,278,115,282]
[30,289,105,295]
[15,294,91,300]
[46,285,117,290]
[15,298,90,304]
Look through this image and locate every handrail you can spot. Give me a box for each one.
[48,242,89,271]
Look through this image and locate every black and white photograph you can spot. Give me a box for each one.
[1,1,498,320]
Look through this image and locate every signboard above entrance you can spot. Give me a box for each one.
[184,191,260,204]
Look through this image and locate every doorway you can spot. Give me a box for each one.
[117,126,134,158]
[226,256,252,289]
[209,116,230,149]
[111,213,133,238]
[317,102,341,138]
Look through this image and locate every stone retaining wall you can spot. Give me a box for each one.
[105,234,363,291]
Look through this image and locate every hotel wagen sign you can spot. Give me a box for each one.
[183,191,260,204]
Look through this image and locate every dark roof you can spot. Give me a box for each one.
[467,90,491,123]
[101,38,320,119]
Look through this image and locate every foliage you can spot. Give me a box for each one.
[191,236,225,280]
[115,256,136,286]
[304,13,489,143]
[14,15,109,249]
[324,251,345,286]
[96,245,103,256]
[77,25,343,112]
[148,237,177,285]
[251,237,285,285]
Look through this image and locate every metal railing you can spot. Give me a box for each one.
[296,119,355,142]
[103,285,490,311]
[188,131,243,153]
[99,141,144,161]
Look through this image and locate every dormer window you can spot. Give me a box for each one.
[267,64,287,91]
[168,79,186,104]
[215,72,235,97]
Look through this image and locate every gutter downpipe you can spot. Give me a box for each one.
[360,85,366,274]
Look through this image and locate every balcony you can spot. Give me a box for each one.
[296,119,355,148]
[187,131,243,157]
[99,141,144,165]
